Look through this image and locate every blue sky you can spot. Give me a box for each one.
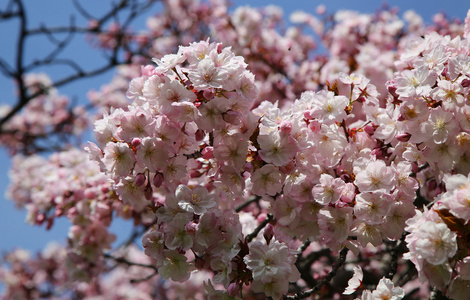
[0,0,469,256]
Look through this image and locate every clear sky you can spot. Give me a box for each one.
[0,0,469,256]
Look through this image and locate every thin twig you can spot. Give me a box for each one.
[246,213,273,243]
[235,196,260,213]
[103,253,158,271]
[284,247,349,300]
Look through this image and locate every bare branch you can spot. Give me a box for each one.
[72,0,95,21]
[0,60,118,132]
[13,0,27,104]
[284,247,349,300]
[246,213,273,243]
[103,253,158,271]
[235,196,260,213]
[0,57,14,76]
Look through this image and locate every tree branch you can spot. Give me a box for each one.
[103,252,158,271]
[246,213,273,243]
[284,247,349,300]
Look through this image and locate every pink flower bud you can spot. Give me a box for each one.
[202,146,214,159]
[190,170,202,178]
[141,65,155,77]
[304,110,313,119]
[223,110,241,125]
[340,173,351,183]
[257,213,267,223]
[216,42,224,53]
[55,207,63,217]
[387,80,399,98]
[153,173,164,188]
[67,207,77,219]
[131,138,141,147]
[101,184,110,193]
[195,129,205,141]
[371,147,385,159]
[279,120,292,134]
[185,222,197,235]
[144,185,153,200]
[462,79,470,87]
[395,132,411,142]
[263,223,274,244]
[135,173,146,186]
[46,217,54,230]
[84,188,97,199]
[205,181,214,192]
[308,120,321,133]
[228,283,240,297]
[203,88,215,100]
[36,214,45,225]
[363,125,375,135]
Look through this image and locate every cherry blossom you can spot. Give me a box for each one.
[4,2,470,299]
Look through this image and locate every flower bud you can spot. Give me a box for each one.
[303,110,313,119]
[257,213,267,223]
[55,206,63,217]
[190,170,202,178]
[387,80,399,98]
[185,222,197,235]
[203,88,215,100]
[308,120,321,133]
[101,184,110,193]
[46,217,54,230]
[135,173,146,186]
[363,125,376,135]
[84,188,97,199]
[195,129,205,141]
[216,42,224,53]
[202,146,214,159]
[36,214,45,225]
[153,173,164,188]
[223,110,241,125]
[144,184,153,200]
[371,147,385,159]
[141,65,155,77]
[131,137,142,147]
[228,283,240,297]
[279,120,292,135]
[263,223,274,245]
[395,132,411,142]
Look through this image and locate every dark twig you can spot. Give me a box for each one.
[246,213,273,243]
[235,196,260,213]
[295,240,311,263]
[284,247,349,300]
[103,253,158,271]
[386,233,407,280]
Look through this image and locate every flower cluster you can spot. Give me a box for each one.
[5,2,470,299]
[85,37,423,298]
[404,173,470,299]
[6,148,128,282]
[0,73,87,154]
[88,40,300,298]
